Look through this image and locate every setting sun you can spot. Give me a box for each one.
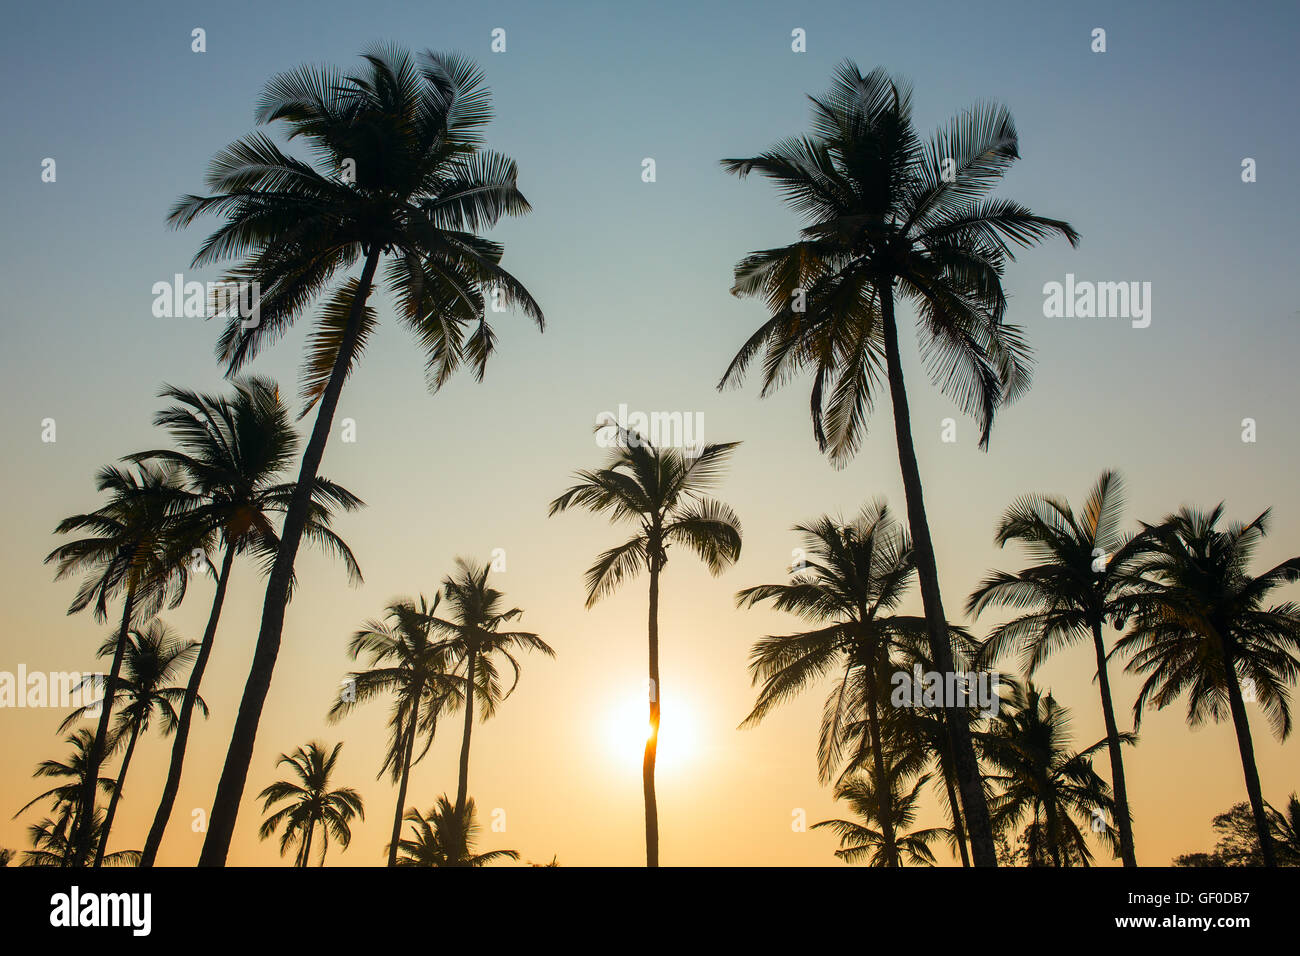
[605,694,700,774]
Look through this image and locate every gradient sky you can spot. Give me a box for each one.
[2,0,1297,866]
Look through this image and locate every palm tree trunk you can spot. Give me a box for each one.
[388,691,421,867]
[141,543,236,867]
[72,586,134,866]
[1044,800,1064,867]
[1089,619,1137,866]
[879,285,996,866]
[862,662,899,866]
[455,652,477,816]
[93,722,140,867]
[1223,642,1277,866]
[298,820,314,868]
[940,728,971,867]
[643,554,662,868]
[199,249,381,866]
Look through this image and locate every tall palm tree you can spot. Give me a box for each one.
[392,796,519,867]
[45,462,197,865]
[329,595,462,866]
[736,503,920,867]
[13,730,120,867]
[60,620,203,866]
[717,62,1079,865]
[550,430,742,866]
[132,378,363,867]
[980,679,1122,867]
[172,46,543,866]
[813,764,947,866]
[1116,505,1300,867]
[966,470,1147,866]
[428,560,553,818]
[257,741,364,867]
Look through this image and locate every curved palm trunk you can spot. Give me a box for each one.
[862,663,899,866]
[643,557,662,867]
[72,587,134,866]
[199,249,381,867]
[388,691,422,867]
[1222,643,1277,866]
[880,287,996,866]
[141,543,236,867]
[93,722,141,867]
[1089,620,1137,866]
[456,652,477,817]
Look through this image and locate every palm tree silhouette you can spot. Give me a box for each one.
[980,679,1122,866]
[1266,794,1300,863]
[171,45,543,865]
[967,470,1148,866]
[393,796,519,867]
[22,810,140,868]
[550,429,742,866]
[131,377,363,867]
[1116,505,1300,867]
[45,462,197,865]
[13,730,120,867]
[737,503,921,866]
[257,741,364,867]
[329,595,463,866]
[60,619,202,865]
[813,762,947,866]
[880,626,985,866]
[428,560,553,818]
[718,62,1079,865]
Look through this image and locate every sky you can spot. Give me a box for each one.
[1,0,1297,866]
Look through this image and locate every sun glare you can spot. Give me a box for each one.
[605,694,700,773]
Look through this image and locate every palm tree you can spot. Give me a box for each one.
[172,45,543,866]
[813,764,947,866]
[966,470,1147,866]
[257,741,364,867]
[1267,793,1300,863]
[13,730,120,866]
[60,620,202,866]
[550,431,742,866]
[884,626,986,866]
[717,62,1079,865]
[393,796,519,867]
[736,502,922,867]
[45,462,197,865]
[428,560,553,818]
[980,679,1122,866]
[132,378,363,867]
[1116,505,1300,867]
[22,810,140,868]
[329,595,462,865]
